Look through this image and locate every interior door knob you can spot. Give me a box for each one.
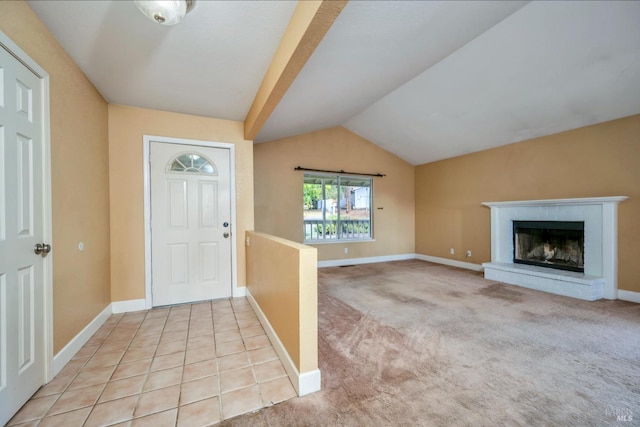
[34,243,52,256]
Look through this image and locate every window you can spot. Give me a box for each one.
[167,153,217,175]
[303,173,372,242]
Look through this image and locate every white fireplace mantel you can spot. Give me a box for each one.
[482,196,627,301]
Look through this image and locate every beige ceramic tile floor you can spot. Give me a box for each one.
[7,298,297,426]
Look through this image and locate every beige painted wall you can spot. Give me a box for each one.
[246,231,318,374]
[415,114,640,293]
[1,1,111,353]
[108,104,254,302]
[254,126,415,261]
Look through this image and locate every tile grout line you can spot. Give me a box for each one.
[83,308,148,426]
[173,302,192,427]
[138,304,178,424]
[213,301,225,424]
[11,298,293,427]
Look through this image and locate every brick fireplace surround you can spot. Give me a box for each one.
[482,197,627,301]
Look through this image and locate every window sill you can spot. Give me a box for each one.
[304,238,376,245]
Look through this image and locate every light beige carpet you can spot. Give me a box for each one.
[222,260,640,426]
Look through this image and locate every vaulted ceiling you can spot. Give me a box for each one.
[27,0,640,165]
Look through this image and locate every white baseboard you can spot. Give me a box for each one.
[233,286,246,298]
[245,288,321,396]
[318,253,416,268]
[298,368,322,396]
[52,303,112,376]
[111,299,147,314]
[618,290,640,304]
[415,254,484,272]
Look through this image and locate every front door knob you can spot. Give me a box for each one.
[223,232,230,239]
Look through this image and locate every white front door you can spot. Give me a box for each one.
[0,43,48,425]
[150,142,232,306]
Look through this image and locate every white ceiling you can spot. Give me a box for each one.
[27,1,640,165]
[27,0,297,120]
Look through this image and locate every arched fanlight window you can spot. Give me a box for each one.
[167,152,217,175]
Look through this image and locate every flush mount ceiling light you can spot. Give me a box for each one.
[134,0,195,25]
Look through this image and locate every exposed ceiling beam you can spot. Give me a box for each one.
[243,0,348,140]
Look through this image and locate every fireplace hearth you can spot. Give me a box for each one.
[513,221,584,272]
[482,197,627,301]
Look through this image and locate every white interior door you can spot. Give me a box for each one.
[0,43,47,425]
[150,142,232,306]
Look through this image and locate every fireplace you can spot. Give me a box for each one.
[513,221,584,273]
[482,197,627,301]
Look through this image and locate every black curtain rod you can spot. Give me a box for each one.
[294,166,385,178]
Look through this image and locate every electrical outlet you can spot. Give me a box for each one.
[344,247,349,254]
[466,250,472,258]
[449,248,455,255]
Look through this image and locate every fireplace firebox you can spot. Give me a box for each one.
[513,221,584,273]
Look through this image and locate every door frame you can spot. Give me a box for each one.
[0,32,54,382]
[143,135,240,308]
